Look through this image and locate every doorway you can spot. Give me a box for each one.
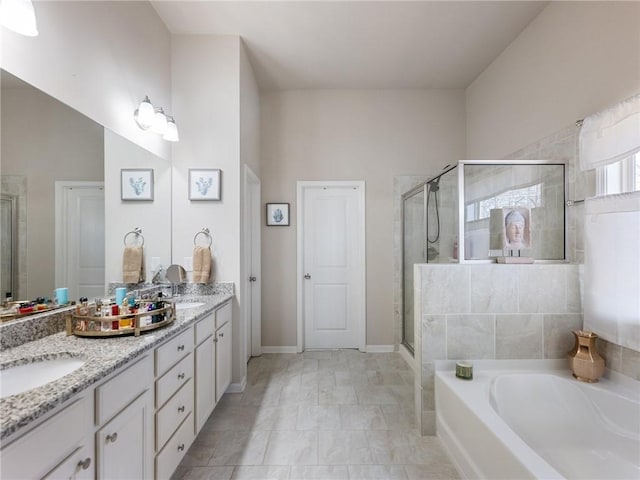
[296,181,366,351]
[55,181,105,300]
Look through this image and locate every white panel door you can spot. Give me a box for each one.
[56,182,105,301]
[301,183,365,350]
[243,166,261,360]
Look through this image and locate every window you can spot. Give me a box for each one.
[596,152,640,196]
[466,183,542,222]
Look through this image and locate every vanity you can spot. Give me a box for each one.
[0,294,233,480]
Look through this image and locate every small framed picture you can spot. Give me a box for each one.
[189,168,222,201]
[121,168,154,201]
[266,203,290,226]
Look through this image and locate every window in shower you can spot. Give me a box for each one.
[461,162,566,261]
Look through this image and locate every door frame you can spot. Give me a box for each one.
[296,180,366,353]
[54,181,105,294]
[243,165,261,358]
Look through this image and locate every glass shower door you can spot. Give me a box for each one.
[402,187,426,353]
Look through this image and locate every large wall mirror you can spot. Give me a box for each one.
[1,69,171,316]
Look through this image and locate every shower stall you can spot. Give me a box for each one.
[401,161,566,353]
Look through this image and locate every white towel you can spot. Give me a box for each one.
[123,246,145,283]
[192,245,212,284]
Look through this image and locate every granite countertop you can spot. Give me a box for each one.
[0,294,232,442]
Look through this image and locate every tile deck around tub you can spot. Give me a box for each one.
[172,351,460,480]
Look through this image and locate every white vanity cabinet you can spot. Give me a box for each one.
[0,393,93,480]
[194,312,216,433]
[95,355,154,480]
[215,308,232,404]
[154,326,195,480]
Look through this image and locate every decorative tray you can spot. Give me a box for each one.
[66,303,176,338]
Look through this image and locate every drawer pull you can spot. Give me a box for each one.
[178,372,185,380]
[177,344,185,352]
[178,405,185,413]
[106,432,118,443]
[219,332,224,338]
[177,443,185,451]
[77,457,92,470]
[213,338,218,343]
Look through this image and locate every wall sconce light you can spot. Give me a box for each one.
[133,96,179,142]
[0,0,39,36]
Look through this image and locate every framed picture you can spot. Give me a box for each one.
[266,203,290,226]
[189,168,222,201]
[121,168,154,201]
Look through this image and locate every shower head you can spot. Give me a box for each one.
[427,177,440,192]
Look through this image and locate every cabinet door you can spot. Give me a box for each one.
[96,389,153,480]
[215,320,232,403]
[195,338,215,432]
[43,442,93,480]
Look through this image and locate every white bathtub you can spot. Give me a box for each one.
[435,360,640,480]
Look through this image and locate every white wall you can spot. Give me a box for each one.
[104,130,172,283]
[261,90,466,347]
[1,1,171,160]
[466,1,640,159]
[2,82,103,299]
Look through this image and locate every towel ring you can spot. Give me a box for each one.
[124,227,145,247]
[194,228,212,248]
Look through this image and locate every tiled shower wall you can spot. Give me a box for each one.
[414,263,581,435]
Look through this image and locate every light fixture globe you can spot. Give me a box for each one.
[0,0,38,36]
[134,96,155,130]
[163,116,179,142]
[151,107,168,135]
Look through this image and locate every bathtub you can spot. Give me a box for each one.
[435,360,640,480]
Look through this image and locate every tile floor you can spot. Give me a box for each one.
[172,350,459,480]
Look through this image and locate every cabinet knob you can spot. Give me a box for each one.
[178,405,185,413]
[219,332,224,338]
[249,276,257,282]
[178,443,185,451]
[177,344,185,352]
[178,372,185,380]
[106,432,118,443]
[304,273,311,279]
[77,457,92,471]
[213,338,218,343]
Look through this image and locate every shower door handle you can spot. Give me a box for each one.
[304,274,311,280]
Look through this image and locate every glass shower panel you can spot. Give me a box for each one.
[463,163,565,260]
[402,188,426,353]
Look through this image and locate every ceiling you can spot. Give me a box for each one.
[151,1,548,91]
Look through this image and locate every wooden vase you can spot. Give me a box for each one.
[568,330,605,383]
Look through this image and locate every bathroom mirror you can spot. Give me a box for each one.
[1,69,171,314]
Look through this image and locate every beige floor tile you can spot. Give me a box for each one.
[403,464,461,479]
[334,371,369,386]
[263,430,319,465]
[348,464,408,479]
[290,465,349,480]
[318,430,374,465]
[367,371,408,385]
[380,405,419,432]
[202,430,270,466]
[297,405,342,430]
[318,385,357,405]
[181,441,215,467]
[254,406,299,430]
[279,386,319,406]
[171,466,234,480]
[367,431,450,465]
[355,385,400,405]
[339,405,388,430]
[230,466,291,480]
[204,405,259,431]
[300,370,336,388]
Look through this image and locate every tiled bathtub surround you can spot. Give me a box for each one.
[414,263,582,435]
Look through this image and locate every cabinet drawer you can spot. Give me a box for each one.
[95,355,153,425]
[156,378,194,450]
[215,301,232,330]
[43,442,93,480]
[194,313,214,345]
[1,394,92,480]
[156,352,193,408]
[155,412,194,480]
[156,327,193,377]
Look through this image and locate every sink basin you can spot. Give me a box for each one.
[0,357,85,398]
[175,302,205,311]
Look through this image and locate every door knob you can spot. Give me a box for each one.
[304,274,311,279]
[249,276,257,282]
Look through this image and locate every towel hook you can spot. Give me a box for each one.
[194,227,212,247]
[124,227,145,247]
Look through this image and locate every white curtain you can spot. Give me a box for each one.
[583,192,640,351]
[579,93,640,171]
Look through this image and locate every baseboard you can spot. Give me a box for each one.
[261,346,298,354]
[227,375,247,393]
[365,345,395,353]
